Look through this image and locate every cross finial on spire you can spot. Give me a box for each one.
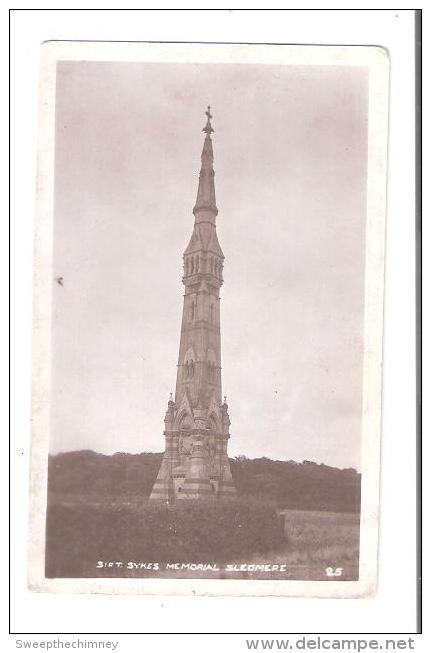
[203,105,214,134]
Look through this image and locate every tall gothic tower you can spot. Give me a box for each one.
[149,108,236,502]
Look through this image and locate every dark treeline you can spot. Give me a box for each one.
[48,450,360,513]
[230,455,360,513]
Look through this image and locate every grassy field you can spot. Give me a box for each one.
[45,496,359,581]
[250,509,360,581]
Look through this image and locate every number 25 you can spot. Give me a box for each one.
[326,566,343,577]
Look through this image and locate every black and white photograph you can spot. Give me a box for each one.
[29,41,389,598]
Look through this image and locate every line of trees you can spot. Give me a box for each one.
[48,450,360,513]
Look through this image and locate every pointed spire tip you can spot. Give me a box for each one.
[193,105,218,218]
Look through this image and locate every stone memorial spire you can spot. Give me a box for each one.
[149,107,236,501]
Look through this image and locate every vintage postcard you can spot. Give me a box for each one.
[29,41,389,597]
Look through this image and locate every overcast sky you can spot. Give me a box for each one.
[50,60,368,470]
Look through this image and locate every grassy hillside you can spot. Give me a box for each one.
[48,450,360,513]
